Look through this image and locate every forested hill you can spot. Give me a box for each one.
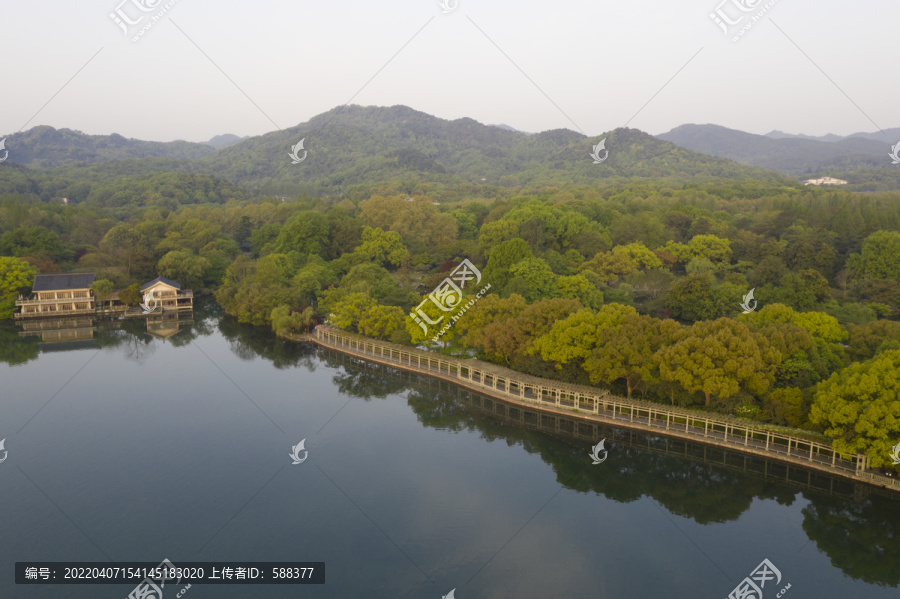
[0,106,787,204]
[197,105,784,191]
[0,125,216,167]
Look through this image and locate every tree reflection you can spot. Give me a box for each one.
[217,309,318,372]
[802,497,900,587]
[331,356,900,586]
[0,322,40,366]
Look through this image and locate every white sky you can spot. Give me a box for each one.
[0,0,895,142]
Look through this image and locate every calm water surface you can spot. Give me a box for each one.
[1,302,898,598]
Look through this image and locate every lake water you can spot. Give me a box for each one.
[2,301,898,598]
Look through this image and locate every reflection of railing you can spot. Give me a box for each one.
[311,326,900,493]
[336,360,878,501]
[15,307,96,319]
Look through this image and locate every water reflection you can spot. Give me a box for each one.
[3,305,201,366]
[2,304,898,589]
[317,346,900,588]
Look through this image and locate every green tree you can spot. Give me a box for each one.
[506,257,557,301]
[612,243,662,270]
[665,273,719,321]
[584,315,683,399]
[90,279,115,305]
[354,226,408,268]
[0,227,72,263]
[358,305,406,340]
[664,234,732,268]
[271,305,318,336]
[846,320,900,361]
[762,388,806,427]
[330,292,376,331]
[480,298,582,366]
[579,251,636,283]
[272,211,330,256]
[455,293,527,348]
[853,230,900,280]
[119,283,143,306]
[157,250,210,290]
[657,318,780,407]
[777,269,830,311]
[0,257,38,319]
[555,274,604,309]
[531,304,638,366]
[101,225,149,278]
[810,349,900,467]
[483,238,532,290]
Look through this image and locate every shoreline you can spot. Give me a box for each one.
[292,326,900,494]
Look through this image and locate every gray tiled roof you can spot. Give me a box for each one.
[142,276,182,291]
[32,273,96,291]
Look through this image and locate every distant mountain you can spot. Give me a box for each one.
[205,134,248,149]
[0,107,790,204]
[657,123,892,176]
[764,127,900,144]
[196,105,782,191]
[489,124,535,135]
[764,130,844,142]
[0,126,215,168]
[843,127,900,143]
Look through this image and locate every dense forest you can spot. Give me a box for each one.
[1,105,899,469]
[1,174,899,468]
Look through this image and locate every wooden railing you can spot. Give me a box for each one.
[310,326,900,492]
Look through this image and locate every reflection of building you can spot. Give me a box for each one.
[142,277,193,312]
[15,273,96,318]
[18,316,96,343]
[146,311,194,341]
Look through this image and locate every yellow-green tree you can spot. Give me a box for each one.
[354,226,408,268]
[531,304,638,366]
[359,305,405,340]
[330,292,376,331]
[657,318,781,407]
[455,293,527,348]
[0,257,38,319]
[584,315,683,398]
[810,349,900,467]
[480,298,582,366]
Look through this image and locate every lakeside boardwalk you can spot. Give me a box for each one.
[297,326,900,493]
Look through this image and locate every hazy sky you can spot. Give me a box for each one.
[2,0,896,142]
